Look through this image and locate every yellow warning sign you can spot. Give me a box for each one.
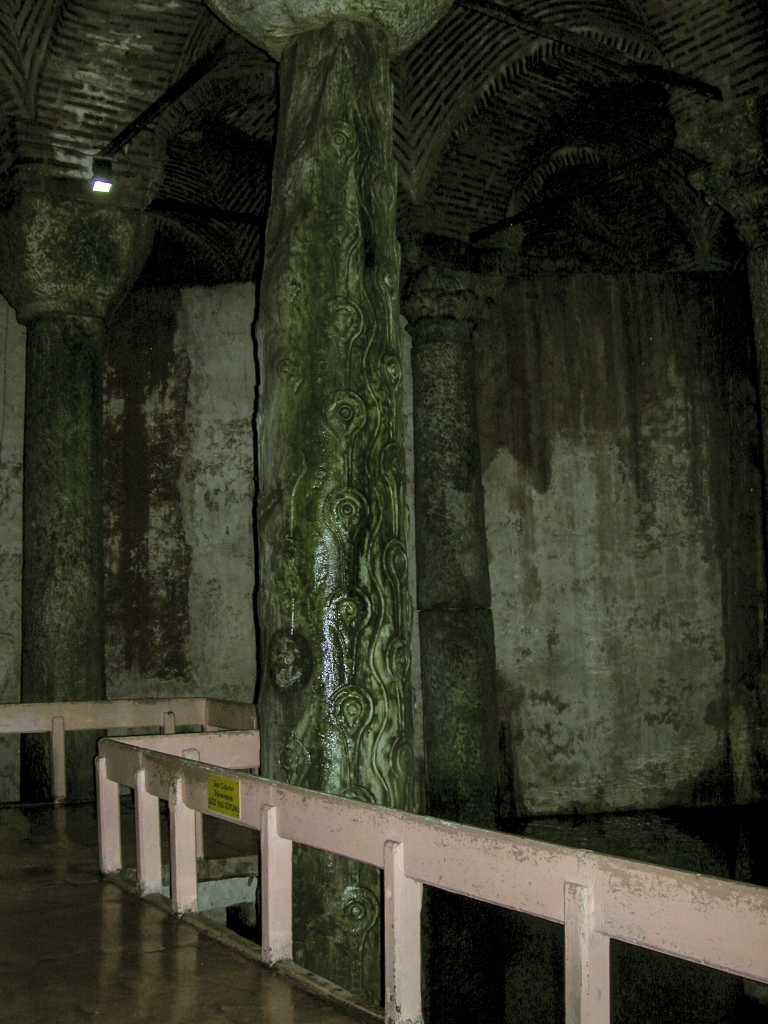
[207,774,240,819]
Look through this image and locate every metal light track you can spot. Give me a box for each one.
[147,197,264,227]
[96,34,242,160]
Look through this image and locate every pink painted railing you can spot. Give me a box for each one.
[96,732,768,1024]
[0,698,257,801]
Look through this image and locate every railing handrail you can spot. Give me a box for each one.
[96,734,768,1024]
[0,697,257,734]
[0,697,258,801]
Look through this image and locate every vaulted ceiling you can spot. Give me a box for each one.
[1,0,766,286]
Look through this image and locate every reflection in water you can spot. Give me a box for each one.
[493,804,768,1024]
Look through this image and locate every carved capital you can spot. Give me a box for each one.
[0,190,153,324]
[402,267,481,339]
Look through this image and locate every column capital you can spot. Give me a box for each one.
[676,91,768,251]
[0,190,153,325]
[402,267,483,341]
[205,0,453,60]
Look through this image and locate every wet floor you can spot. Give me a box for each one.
[0,803,361,1024]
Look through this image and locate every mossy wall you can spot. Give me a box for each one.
[0,285,258,800]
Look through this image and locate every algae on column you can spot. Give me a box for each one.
[256,22,416,1001]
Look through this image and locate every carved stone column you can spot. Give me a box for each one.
[204,0,452,1002]
[256,25,413,998]
[0,189,152,800]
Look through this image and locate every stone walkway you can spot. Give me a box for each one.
[0,803,363,1024]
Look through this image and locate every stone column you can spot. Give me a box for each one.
[404,269,501,1024]
[257,25,413,999]
[405,269,499,828]
[746,244,768,800]
[204,0,451,1003]
[0,190,152,800]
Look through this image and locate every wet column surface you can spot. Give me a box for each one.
[0,803,360,1024]
[405,272,498,829]
[255,23,415,1001]
[21,315,106,800]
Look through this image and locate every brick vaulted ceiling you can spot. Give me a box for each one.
[1,0,767,283]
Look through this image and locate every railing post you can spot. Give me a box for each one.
[134,767,162,895]
[95,755,121,873]
[260,803,292,965]
[182,748,204,861]
[162,711,176,735]
[51,716,66,802]
[169,776,197,914]
[384,840,423,1024]
[564,881,610,1024]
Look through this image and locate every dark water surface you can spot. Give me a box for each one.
[487,804,768,1024]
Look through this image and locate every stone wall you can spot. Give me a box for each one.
[476,272,765,816]
[104,284,258,703]
[8,271,759,816]
[0,295,24,800]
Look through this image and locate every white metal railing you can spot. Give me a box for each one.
[96,732,768,1024]
[0,698,257,801]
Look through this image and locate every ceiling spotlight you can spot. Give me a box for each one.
[91,156,113,193]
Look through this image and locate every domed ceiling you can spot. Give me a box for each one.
[1,0,766,285]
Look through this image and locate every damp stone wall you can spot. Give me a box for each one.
[0,285,259,803]
[103,284,257,704]
[476,272,765,816]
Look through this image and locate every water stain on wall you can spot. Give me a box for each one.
[104,287,191,690]
[476,272,765,814]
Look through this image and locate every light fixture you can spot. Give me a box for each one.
[91,156,113,193]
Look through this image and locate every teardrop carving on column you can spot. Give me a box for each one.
[279,735,311,786]
[327,587,372,683]
[324,486,368,550]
